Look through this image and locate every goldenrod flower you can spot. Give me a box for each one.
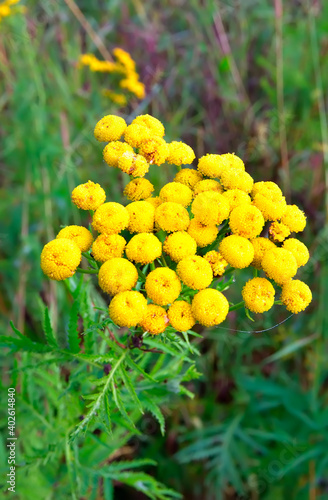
[262,248,298,285]
[193,179,223,197]
[191,191,230,225]
[159,182,193,207]
[187,219,218,247]
[124,123,151,147]
[220,169,254,193]
[197,154,225,178]
[220,153,245,172]
[92,202,129,234]
[229,204,265,239]
[98,258,138,295]
[222,189,251,212]
[252,181,282,199]
[281,205,307,233]
[269,221,291,242]
[168,301,195,332]
[176,255,213,290]
[242,277,275,313]
[56,225,93,252]
[139,304,169,334]
[126,201,155,233]
[163,231,197,262]
[94,115,127,142]
[40,239,81,281]
[92,234,126,263]
[123,178,154,201]
[191,289,229,326]
[252,193,287,221]
[103,141,134,168]
[138,137,169,165]
[166,141,195,166]
[155,202,190,232]
[282,238,310,267]
[204,251,228,276]
[71,180,106,211]
[219,235,254,269]
[174,168,203,189]
[118,152,149,177]
[145,268,181,305]
[126,233,162,264]
[281,280,312,314]
[131,114,165,137]
[145,196,163,209]
[109,291,147,327]
[250,237,276,269]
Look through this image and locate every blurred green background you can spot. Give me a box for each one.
[1,0,328,498]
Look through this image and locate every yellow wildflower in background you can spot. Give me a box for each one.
[56,225,93,252]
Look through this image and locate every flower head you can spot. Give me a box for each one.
[281,280,312,313]
[229,204,265,239]
[123,178,154,201]
[126,233,162,264]
[174,168,203,189]
[191,289,229,326]
[41,239,81,281]
[131,114,165,137]
[193,179,223,197]
[219,153,245,173]
[168,301,196,332]
[176,255,213,290]
[242,277,275,313]
[71,180,106,211]
[222,189,251,212]
[204,251,228,276]
[103,141,134,168]
[269,221,291,242]
[145,268,181,305]
[262,248,298,285]
[92,234,126,263]
[187,219,218,247]
[138,137,169,165]
[197,154,225,178]
[166,141,195,166]
[155,202,190,232]
[118,152,149,177]
[109,291,147,327]
[126,201,155,233]
[220,169,254,193]
[250,237,276,269]
[191,191,230,225]
[219,235,254,269]
[163,231,197,262]
[281,205,307,233]
[145,196,163,209]
[94,115,127,142]
[56,225,93,252]
[282,238,310,267]
[159,182,193,207]
[98,258,138,295]
[252,181,282,199]
[92,202,129,234]
[139,304,169,334]
[124,123,151,147]
[252,193,287,221]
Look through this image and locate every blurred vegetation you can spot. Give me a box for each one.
[1,0,328,499]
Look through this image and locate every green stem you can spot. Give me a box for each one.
[229,301,244,312]
[150,262,156,271]
[161,254,169,267]
[253,268,258,278]
[76,268,98,274]
[223,267,235,276]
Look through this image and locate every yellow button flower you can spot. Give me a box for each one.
[174,168,203,189]
[126,233,162,264]
[168,301,196,332]
[92,202,129,234]
[229,204,265,239]
[281,280,312,314]
[41,239,81,281]
[138,137,169,166]
[197,154,226,178]
[191,191,230,225]
[94,115,127,142]
[191,289,229,326]
[252,181,282,199]
[193,179,223,197]
[144,196,163,209]
[155,202,190,232]
[109,291,148,327]
[187,219,218,247]
[250,237,276,269]
[159,182,193,207]
[176,255,213,290]
[281,205,307,233]
[163,231,197,262]
[139,304,170,334]
[145,268,181,305]
[282,238,310,267]
[222,189,251,212]
[204,251,228,276]
[242,277,275,313]
[92,234,126,263]
[219,153,245,172]
[98,258,138,295]
[124,123,151,147]
[126,201,155,233]
[118,152,149,177]
[103,141,134,168]
[56,225,93,252]
[131,114,165,137]
[166,141,195,166]
[220,169,254,193]
[123,178,154,201]
[71,180,106,211]
[252,193,287,221]
[219,235,254,269]
[262,248,298,285]
[269,221,291,242]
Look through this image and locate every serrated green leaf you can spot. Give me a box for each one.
[110,377,136,430]
[119,365,144,414]
[43,307,58,347]
[140,393,165,435]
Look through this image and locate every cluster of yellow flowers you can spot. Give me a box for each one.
[0,0,25,22]
[41,113,312,336]
[78,48,145,105]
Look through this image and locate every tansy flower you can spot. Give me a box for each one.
[250,237,276,270]
[159,182,193,207]
[123,178,154,201]
[193,179,223,197]
[166,141,195,166]
[120,78,146,99]
[252,193,287,221]
[191,289,229,326]
[139,304,169,334]
[191,191,230,225]
[109,291,147,327]
[56,225,93,252]
[168,301,196,332]
[103,141,133,168]
[118,152,149,177]
[145,268,181,305]
[71,180,106,211]
[220,169,254,193]
[242,277,275,313]
[145,196,163,209]
[163,231,197,262]
[94,115,127,142]
[281,205,307,233]
[204,251,228,276]
[222,189,251,212]
[251,181,282,199]
[176,255,213,290]
[40,239,81,281]
[138,137,169,165]
[92,234,126,262]
[219,153,245,172]
[281,280,312,313]
[282,238,310,267]
[125,233,162,264]
[187,219,218,247]
[269,221,291,242]
[219,235,254,269]
[197,154,225,178]
[174,168,203,189]
[126,201,155,233]
[92,202,129,234]
[262,248,298,285]
[131,114,165,137]
[124,123,151,147]
[155,202,190,232]
[229,204,265,239]
[98,258,138,295]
